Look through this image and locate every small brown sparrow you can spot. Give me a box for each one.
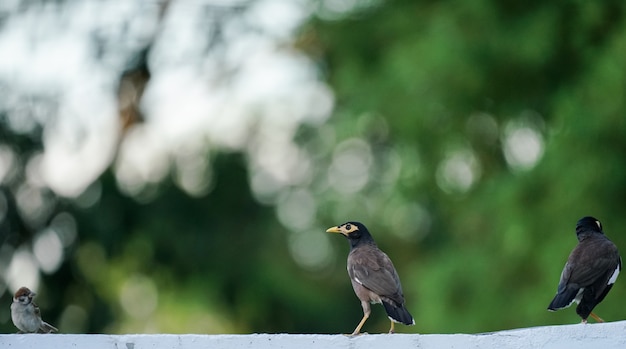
[11,287,58,333]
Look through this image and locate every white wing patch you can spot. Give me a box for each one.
[608,264,620,285]
[569,288,584,307]
[354,276,364,285]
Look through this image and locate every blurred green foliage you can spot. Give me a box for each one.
[1,0,626,335]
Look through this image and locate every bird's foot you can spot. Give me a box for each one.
[590,312,605,323]
[388,320,396,334]
[345,331,368,337]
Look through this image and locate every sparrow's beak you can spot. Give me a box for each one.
[29,292,36,297]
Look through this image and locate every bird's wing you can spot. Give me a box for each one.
[559,237,620,290]
[348,247,403,302]
[32,302,42,318]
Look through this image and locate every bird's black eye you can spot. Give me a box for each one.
[345,224,352,230]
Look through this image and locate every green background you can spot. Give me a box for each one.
[1,0,625,335]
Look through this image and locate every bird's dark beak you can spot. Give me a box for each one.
[30,292,36,298]
[326,226,343,234]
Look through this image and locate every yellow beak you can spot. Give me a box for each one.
[326,226,342,233]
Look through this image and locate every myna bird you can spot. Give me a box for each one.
[548,216,622,323]
[327,221,414,335]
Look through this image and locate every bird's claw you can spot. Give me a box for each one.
[345,331,368,337]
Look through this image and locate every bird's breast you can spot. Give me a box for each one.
[11,304,41,332]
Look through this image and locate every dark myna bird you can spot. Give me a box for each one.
[327,221,414,335]
[548,216,622,323]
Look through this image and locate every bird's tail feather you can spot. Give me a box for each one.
[548,287,580,311]
[382,299,414,325]
[39,322,58,333]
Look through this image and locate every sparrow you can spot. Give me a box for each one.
[11,287,58,333]
[548,216,622,323]
[327,221,414,335]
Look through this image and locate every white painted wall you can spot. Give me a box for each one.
[2,320,626,349]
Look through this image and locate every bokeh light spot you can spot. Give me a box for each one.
[15,183,55,228]
[58,304,88,334]
[277,188,317,232]
[173,140,213,198]
[0,145,17,184]
[436,149,480,194]
[33,228,64,274]
[387,202,431,241]
[288,228,333,271]
[328,138,372,194]
[50,212,78,247]
[503,122,544,172]
[466,112,499,145]
[119,274,159,320]
[7,247,40,292]
[115,125,170,197]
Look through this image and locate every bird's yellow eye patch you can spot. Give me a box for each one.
[342,223,358,233]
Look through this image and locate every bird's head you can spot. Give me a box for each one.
[13,287,35,305]
[326,221,375,248]
[575,216,603,240]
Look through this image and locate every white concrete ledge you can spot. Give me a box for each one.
[2,321,626,349]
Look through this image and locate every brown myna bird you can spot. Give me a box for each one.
[548,216,622,323]
[327,221,414,335]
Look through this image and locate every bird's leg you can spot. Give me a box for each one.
[350,301,371,336]
[589,312,604,323]
[388,320,395,334]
